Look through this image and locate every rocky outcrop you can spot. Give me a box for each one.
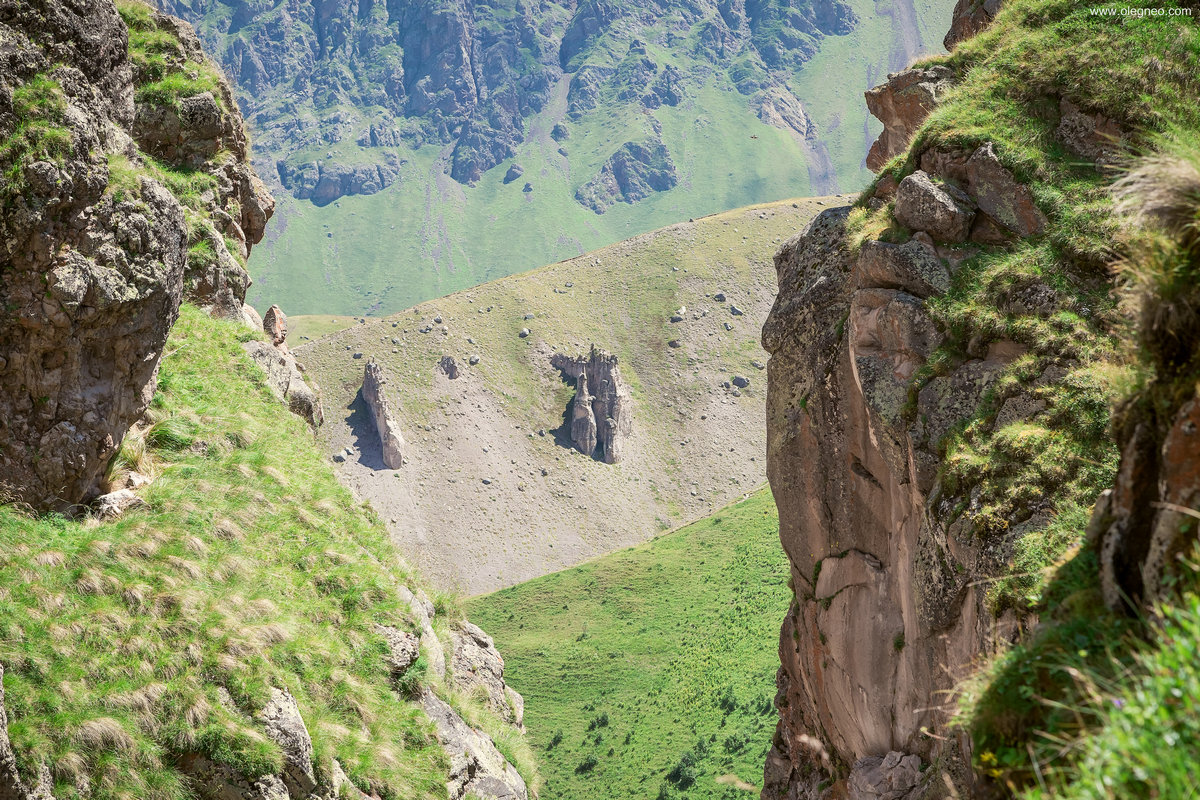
[0,0,270,511]
[761,198,1036,797]
[944,0,1002,50]
[551,347,633,463]
[575,139,677,214]
[362,360,405,469]
[420,691,528,800]
[243,305,324,429]
[276,155,402,205]
[865,66,954,172]
[451,622,526,730]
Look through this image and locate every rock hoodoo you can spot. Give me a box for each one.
[0,0,271,511]
[362,360,405,469]
[551,347,633,464]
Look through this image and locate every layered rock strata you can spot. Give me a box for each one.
[0,0,270,511]
[551,347,633,463]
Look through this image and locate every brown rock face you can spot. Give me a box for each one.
[362,361,405,469]
[943,0,1002,50]
[551,346,633,463]
[1094,394,1200,609]
[865,66,954,172]
[243,306,323,429]
[761,208,1012,797]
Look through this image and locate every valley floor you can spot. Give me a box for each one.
[468,488,788,800]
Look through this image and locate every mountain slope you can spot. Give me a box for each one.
[468,489,788,800]
[160,0,952,316]
[0,306,534,800]
[295,196,838,594]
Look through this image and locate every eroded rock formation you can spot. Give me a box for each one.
[865,66,954,172]
[0,0,270,511]
[362,360,405,469]
[551,347,632,463]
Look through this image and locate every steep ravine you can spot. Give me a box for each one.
[759,0,1200,796]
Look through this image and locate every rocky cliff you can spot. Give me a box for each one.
[0,0,271,511]
[761,0,1199,796]
[161,0,857,202]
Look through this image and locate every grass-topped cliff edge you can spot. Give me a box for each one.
[0,307,532,800]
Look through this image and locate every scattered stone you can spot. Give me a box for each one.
[713,292,727,302]
[433,316,443,324]
[670,314,684,323]
[730,305,744,316]
[518,328,530,338]
[438,355,459,379]
[469,355,481,365]
[732,376,750,388]
[503,163,524,184]
[524,313,535,320]
[522,182,533,193]
[751,360,766,370]
[95,489,147,520]
[668,340,682,348]
[482,478,493,485]
[724,322,734,331]
[352,352,363,359]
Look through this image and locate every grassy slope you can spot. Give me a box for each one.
[467,489,788,800]
[245,1,953,317]
[0,307,481,800]
[294,198,830,595]
[843,0,1200,793]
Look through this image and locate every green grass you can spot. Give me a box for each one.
[0,307,470,800]
[118,0,225,110]
[1,73,72,187]
[467,489,788,800]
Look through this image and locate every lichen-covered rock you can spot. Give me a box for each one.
[258,688,317,798]
[450,622,525,729]
[419,690,528,800]
[965,142,1047,237]
[865,66,954,172]
[893,170,976,243]
[362,360,405,469]
[0,0,269,510]
[243,341,324,429]
[0,664,55,800]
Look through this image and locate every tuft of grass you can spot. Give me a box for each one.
[467,489,787,800]
[0,306,472,800]
[118,0,225,111]
[1,73,72,188]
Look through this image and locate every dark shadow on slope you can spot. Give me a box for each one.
[346,389,387,470]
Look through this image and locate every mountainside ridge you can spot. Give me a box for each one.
[158,0,953,318]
